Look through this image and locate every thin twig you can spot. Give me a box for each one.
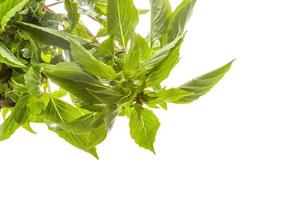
[42,1,102,43]
[43,0,64,9]
[43,0,99,23]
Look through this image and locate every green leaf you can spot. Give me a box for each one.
[65,0,80,31]
[146,38,183,86]
[42,62,105,104]
[45,98,116,159]
[147,88,193,104]
[0,41,25,68]
[0,0,30,30]
[0,95,30,141]
[129,105,160,153]
[0,114,19,141]
[47,123,99,159]
[141,36,183,73]
[58,113,103,134]
[57,111,115,149]
[23,122,37,134]
[72,21,92,39]
[149,0,171,45]
[27,94,49,118]
[125,33,151,73]
[176,60,234,103]
[16,22,89,50]
[52,89,68,99]
[92,37,114,63]
[24,67,41,96]
[107,0,139,48]
[13,96,30,124]
[45,97,82,124]
[68,37,116,80]
[164,0,196,44]
[138,35,184,83]
[18,32,41,65]
[42,62,128,104]
[138,9,150,15]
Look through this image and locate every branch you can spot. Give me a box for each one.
[43,0,64,9]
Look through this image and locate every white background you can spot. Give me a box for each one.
[1,0,300,199]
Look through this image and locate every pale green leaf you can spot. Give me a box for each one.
[16,22,90,50]
[0,0,30,30]
[149,0,171,45]
[72,21,92,39]
[52,89,68,99]
[148,88,193,104]
[47,123,99,159]
[92,37,114,63]
[45,96,82,124]
[68,37,116,80]
[0,114,19,141]
[23,122,37,134]
[141,35,183,73]
[165,0,196,44]
[146,38,183,86]
[65,0,80,31]
[44,98,116,159]
[42,62,127,104]
[125,33,151,73]
[13,96,30,124]
[107,0,139,48]
[0,95,29,141]
[24,67,41,96]
[0,41,25,68]
[129,105,160,153]
[176,60,234,103]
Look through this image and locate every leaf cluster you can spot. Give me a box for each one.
[0,0,233,158]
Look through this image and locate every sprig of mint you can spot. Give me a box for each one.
[0,0,233,159]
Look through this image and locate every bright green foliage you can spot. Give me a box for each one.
[65,0,80,31]
[0,0,233,158]
[0,0,30,30]
[107,0,139,48]
[129,105,160,153]
[0,41,26,68]
[150,0,171,46]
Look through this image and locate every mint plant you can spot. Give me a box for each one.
[0,0,233,158]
